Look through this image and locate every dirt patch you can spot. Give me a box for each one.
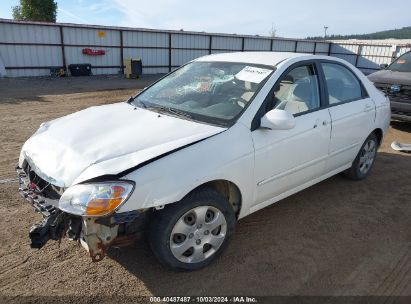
[0,77,410,299]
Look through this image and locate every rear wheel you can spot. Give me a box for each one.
[344,133,378,180]
[148,187,236,271]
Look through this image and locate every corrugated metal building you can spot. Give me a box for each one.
[0,18,410,77]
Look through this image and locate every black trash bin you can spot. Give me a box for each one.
[69,64,92,76]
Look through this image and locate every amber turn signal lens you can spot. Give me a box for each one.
[86,186,126,216]
[59,182,134,217]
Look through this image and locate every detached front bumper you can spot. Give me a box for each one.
[17,166,147,262]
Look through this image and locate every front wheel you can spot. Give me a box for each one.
[344,133,378,180]
[147,187,236,271]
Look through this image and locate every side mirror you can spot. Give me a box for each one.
[260,109,296,130]
[380,64,388,69]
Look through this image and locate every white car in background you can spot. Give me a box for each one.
[17,52,390,271]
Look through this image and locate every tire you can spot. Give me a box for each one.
[343,133,378,181]
[147,187,236,271]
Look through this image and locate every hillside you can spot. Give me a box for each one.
[307,26,411,40]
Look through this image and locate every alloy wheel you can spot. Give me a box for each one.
[358,138,377,175]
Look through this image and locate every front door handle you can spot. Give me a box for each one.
[314,119,330,128]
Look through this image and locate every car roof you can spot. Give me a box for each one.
[195,52,312,67]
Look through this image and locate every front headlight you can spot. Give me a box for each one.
[59,182,134,217]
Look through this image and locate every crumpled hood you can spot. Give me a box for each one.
[21,102,225,187]
[368,70,411,86]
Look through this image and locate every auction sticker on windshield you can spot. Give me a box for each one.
[235,66,273,83]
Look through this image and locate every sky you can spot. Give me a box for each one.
[0,0,410,38]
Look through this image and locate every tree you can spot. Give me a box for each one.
[269,23,277,38]
[12,0,58,23]
[307,26,411,40]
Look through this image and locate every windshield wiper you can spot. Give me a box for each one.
[147,105,194,119]
[168,108,194,119]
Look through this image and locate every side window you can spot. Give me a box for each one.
[272,65,320,115]
[322,63,363,104]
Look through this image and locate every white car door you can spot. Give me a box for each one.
[320,62,376,172]
[251,63,332,209]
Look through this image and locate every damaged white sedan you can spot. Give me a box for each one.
[17,52,390,270]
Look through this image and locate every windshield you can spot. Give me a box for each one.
[134,61,274,126]
[388,52,411,72]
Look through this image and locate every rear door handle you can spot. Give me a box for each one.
[364,103,373,112]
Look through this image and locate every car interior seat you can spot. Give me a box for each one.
[283,82,311,114]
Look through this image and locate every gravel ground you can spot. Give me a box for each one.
[0,76,410,301]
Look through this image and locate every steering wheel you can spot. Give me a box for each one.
[225,96,240,105]
[166,88,186,104]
